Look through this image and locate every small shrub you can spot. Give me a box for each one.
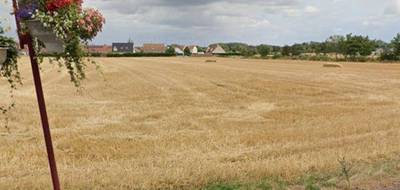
[380,52,398,61]
[304,176,321,190]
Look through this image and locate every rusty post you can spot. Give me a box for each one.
[12,0,61,189]
[26,36,61,190]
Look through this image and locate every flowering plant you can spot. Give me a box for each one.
[16,4,38,19]
[17,0,105,86]
[79,9,105,40]
[46,0,82,12]
[0,22,20,88]
[0,19,20,129]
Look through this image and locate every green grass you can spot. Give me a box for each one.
[202,154,400,190]
[203,177,287,190]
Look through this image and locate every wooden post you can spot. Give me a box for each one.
[12,1,61,189]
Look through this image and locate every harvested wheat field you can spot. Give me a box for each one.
[1,57,400,189]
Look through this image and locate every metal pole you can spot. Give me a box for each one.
[12,0,61,190]
[26,36,61,190]
[12,1,60,189]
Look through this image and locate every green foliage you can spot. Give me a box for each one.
[391,33,400,57]
[326,35,345,52]
[34,5,89,87]
[21,1,105,87]
[257,182,273,190]
[203,178,285,190]
[257,44,271,57]
[218,43,251,53]
[241,47,257,57]
[380,51,397,61]
[0,26,21,129]
[0,36,21,89]
[282,45,291,56]
[341,34,375,57]
[379,33,400,61]
[165,46,176,55]
[184,47,191,56]
[214,43,257,56]
[205,184,240,190]
[216,52,242,57]
[290,44,304,56]
[197,46,207,52]
[304,176,321,190]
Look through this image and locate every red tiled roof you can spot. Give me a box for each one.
[142,43,166,53]
[87,45,112,54]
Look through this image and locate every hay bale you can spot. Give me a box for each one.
[205,60,217,63]
[323,63,343,68]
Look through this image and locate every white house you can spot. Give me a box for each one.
[206,44,226,54]
[186,45,198,54]
[174,47,184,55]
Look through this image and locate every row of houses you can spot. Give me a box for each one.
[88,42,226,55]
[87,43,165,54]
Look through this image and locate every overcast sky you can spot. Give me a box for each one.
[1,0,400,46]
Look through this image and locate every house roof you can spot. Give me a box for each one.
[206,44,220,52]
[112,42,134,52]
[142,43,166,53]
[134,47,143,52]
[207,44,226,54]
[170,44,185,50]
[87,45,112,53]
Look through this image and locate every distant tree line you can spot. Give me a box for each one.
[217,33,400,62]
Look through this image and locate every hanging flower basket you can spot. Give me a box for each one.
[25,20,64,53]
[0,47,7,66]
[16,0,105,86]
[17,0,63,53]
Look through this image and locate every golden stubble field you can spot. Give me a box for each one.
[0,57,400,189]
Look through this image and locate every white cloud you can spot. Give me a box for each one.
[304,6,319,14]
[1,0,399,45]
[385,0,400,15]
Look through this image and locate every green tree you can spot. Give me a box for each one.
[271,46,282,55]
[184,47,191,56]
[342,34,375,58]
[325,35,345,60]
[344,34,375,57]
[165,46,175,55]
[391,33,400,57]
[197,46,207,52]
[381,33,400,61]
[241,46,257,57]
[257,44,271,57]
[282,45,291,56]
[291,44,304,56]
